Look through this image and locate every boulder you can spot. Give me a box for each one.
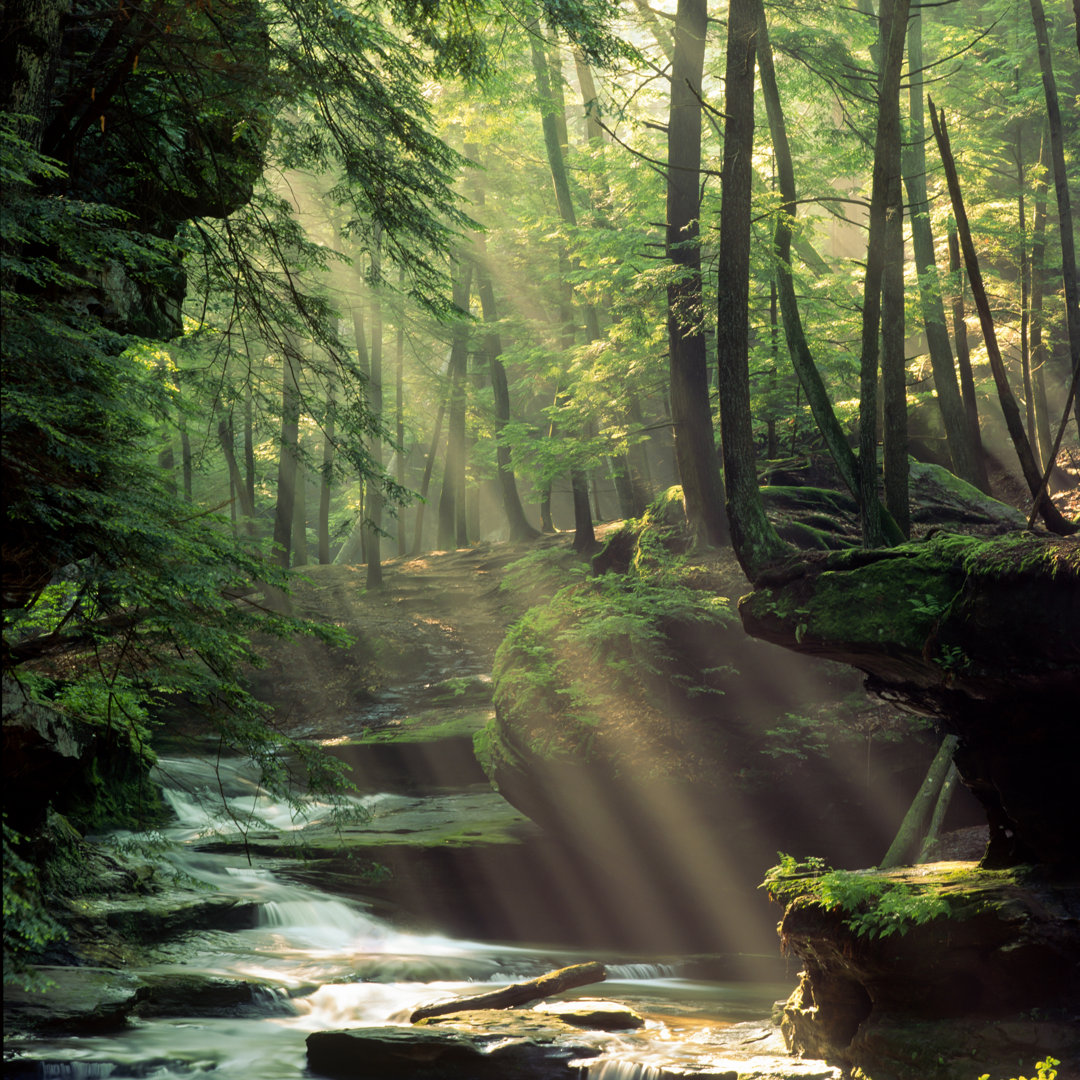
[306,1022,599,1079]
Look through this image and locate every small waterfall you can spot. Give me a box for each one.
[607,963,678,980]
[587,1062,665,1080]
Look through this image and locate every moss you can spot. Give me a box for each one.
[350,708,494,746]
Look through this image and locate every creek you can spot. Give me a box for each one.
[6,754,797,1079]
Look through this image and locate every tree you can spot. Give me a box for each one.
[666,0,728,547]
[716,0,789,582]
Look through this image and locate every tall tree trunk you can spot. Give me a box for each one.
[1029,128,1059,481]
[530,18,595,550]
[717,0,788,583]
[292,461,308,567]
[272,342,302,568]
[412,388,448,554]
[1017,129,1038,461]
[466,143,540,542]
[319,384,334,565]
[218,417,255,523]
[946,224,989,487]
[366,241,385,588]
[179,416,193,502]
[901,9,983,489]
[438,264,472,550]
[629,0,675,63]
[858,0,911,546]
[755,5,902,542]
[395,268,407,555]
[352,298,371,565]
[666,0,728,547]
[244,383,256,510]
[930,99,1075,535]
[1029,0,1080,437]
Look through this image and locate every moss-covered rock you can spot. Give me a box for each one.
[764,861,1080,1079]
[741,532,1080,869]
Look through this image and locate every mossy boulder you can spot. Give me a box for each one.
[766,862,1080,1079]
[741,532,1080,869]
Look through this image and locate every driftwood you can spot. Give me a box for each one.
[409,962,607,1024]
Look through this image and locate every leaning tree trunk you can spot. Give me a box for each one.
[1029,0,1080,438]
[716,0,789,583]
[901,8,984,490]
[946,224,988,485]
[666,0,728,547]
[930,98,1075,535]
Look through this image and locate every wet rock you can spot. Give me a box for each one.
[132,973,294,1017]
[305,1022,599,1079]
[2,967,146,1035]
[772,862,1080,1079]
[535,998,645,1029]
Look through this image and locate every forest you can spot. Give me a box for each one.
[2,0,1079,1078]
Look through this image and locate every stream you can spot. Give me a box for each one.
[5,750,806,1079]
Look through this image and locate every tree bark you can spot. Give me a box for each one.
[666,0,728,547]
[946,224,989,487]
[366,239,384,589]
[410,962,606,1023]
[717,0,789,583]
[272,341,302,568]
[930,99,1075,535]
[858,0,911,546]
[291,460,308,567]
[319,378,335,564]
[395,267,407,555]
[1029,0,1080,438]
[438,263,472,550]
[412,391,447,555]
[901,9,983,490]
[218,417,256,524]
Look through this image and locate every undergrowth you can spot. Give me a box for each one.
[761,853,952,940]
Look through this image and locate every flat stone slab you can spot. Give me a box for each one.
[3,967,145,1035]
[306,1024,599,1079]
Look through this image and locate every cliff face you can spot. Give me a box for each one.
[741,532,1080,871]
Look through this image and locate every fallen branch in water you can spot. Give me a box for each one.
[409,961,607,1023]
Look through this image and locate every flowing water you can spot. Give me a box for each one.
[6,753,799,1079]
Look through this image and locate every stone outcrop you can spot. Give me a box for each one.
[741,532,1080,870]
[769,862,1080,1079]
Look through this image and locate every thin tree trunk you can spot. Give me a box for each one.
[717,0,788,583]
[366,239,385,589]
[292,461,308,567]
[667,0,728,547]
[1029,128,1058,479]
[179,416,193,502]
[881,735,959,868]
[1029,0,1080,437]
[755,5,902,543]
[918,763,959,863]
[901,9,983,489]
[395,267,407,555]
[930,99,1075,535]
[272,342,302,568]
[947,224,989,488]
[466,143,540,542]
[629,0,674,63]
[858,0,911,546]
[244,383,256,509]
[438,264,472,550]
[530,19,595,550]
[319,393,334,565]
[413,392,447,555]
[1017,131,1038,461]
[218,417,256,524]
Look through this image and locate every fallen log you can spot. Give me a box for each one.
[409,961,606,1024]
